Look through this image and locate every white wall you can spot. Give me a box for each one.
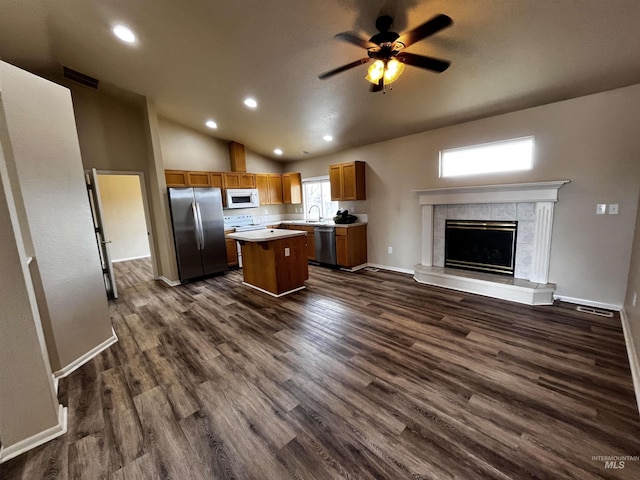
[289,83,640,308]
[0,61,113,372]
[97,174,150,262]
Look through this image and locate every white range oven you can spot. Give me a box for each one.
[225,188,260,209]
[223,215,266,267]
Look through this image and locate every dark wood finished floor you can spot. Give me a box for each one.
[2,258,639,479]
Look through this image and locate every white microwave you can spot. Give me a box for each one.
[225,188,260,209]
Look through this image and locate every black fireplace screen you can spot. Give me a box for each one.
[445,220,517,275]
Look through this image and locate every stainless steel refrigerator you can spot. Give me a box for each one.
[168,187,228,281]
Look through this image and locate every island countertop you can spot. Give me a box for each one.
[226,228,306,242]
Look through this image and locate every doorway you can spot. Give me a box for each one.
[91,171,157,295]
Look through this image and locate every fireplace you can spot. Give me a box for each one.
[445,220,517,275]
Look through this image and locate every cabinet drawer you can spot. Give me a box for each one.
[335,227,348,236]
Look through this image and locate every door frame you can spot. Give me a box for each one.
[90,170,159,279]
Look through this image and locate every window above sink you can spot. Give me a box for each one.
[303,176,337,222]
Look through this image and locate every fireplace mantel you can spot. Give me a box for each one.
[413,180,570,205]
[413,180,570,305]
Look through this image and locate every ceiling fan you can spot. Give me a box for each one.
[318,14,452,92]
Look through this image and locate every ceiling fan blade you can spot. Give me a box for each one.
[397,52,450,73]
[318,58,371,79]
[397,14,452,48]
[370,78,383,93]
[335,32,378,50]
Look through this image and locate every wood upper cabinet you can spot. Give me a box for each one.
[329,161,366,201]
[210,172,223,189]
[165,170,188,187]
[223,172,256,189]
[255,173,282,204]
[335,224,367,268]
[268,174,283,204]
[187,171,211,187]
[282,172,302,204]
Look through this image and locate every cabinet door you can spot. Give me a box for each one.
[225,236,238,267]
[284,172,302,204]
[341,163,357,200]
[210,173,224,189]
[268,174,283,204]
[306,233,316,260]
[255,174,270,205]
[282,174,292,204]
[165,170,188,187]
[329,165,342,200]
[336,233,349,267]
[223,173,241,189]
[239,173,256,188]
[187,171,211,187]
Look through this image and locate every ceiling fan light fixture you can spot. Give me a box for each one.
[384,58,404,84]
[365,60,385,84]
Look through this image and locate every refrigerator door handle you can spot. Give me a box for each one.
[191,202,202,250]
[195,202,205,249]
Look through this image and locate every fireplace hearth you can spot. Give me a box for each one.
[445,220,517,275]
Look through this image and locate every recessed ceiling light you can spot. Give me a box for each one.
[205,120,217,129]
[243,97,258,109]
[323,135,333,142]
[274,148,283,156]
[112,24,136,44]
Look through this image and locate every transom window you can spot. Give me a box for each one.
[440,137,534,178]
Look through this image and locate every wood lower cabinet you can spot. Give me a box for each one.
[286,225,315,261]
[329,161,366,201]
[282,172,302,204]
[225,230,238,267]
[335,224,367,268]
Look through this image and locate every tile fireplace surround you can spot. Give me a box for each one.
[413,181,569,305]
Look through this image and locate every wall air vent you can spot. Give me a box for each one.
[62,66,99,89]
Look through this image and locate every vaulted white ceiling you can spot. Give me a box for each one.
[2,0,640,161]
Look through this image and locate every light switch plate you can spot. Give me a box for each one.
[609,204,619,215]
[284,247,290,257]
[596,204,606,215]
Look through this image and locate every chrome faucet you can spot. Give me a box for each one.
[308,205,321,221]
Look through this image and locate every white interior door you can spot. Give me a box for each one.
[86,168,118,299]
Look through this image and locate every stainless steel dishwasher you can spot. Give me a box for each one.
[314,226,337,265]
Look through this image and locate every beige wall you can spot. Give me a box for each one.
[0,136,60,453]
[289,83,640,308]
[97,174,150,262]
[0,62,113,372]
[624,193,640,400]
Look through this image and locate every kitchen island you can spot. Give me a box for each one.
[226,229,309,297]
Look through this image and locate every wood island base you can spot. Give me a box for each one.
[232,232,309,297]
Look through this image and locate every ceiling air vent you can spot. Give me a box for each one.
[63,66,99,89]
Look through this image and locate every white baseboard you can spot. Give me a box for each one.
[158,276,181,287]
[553,295,621,312]
[620,308,640,418]
[366,263,414,275]
[53,327,118,380]
[0,404,68,464]
[112,254,151,263]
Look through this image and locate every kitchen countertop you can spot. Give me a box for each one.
[226,228,307,242]
[278,220,367,228]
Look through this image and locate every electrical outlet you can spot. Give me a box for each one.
[609,204,619,215]
[284,247,290,257]
[265,208,270,215]
[633,292,637,307]
[596,204,606,215]
[388,246,393,254]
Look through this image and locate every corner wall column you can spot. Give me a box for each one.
[530,201,555,284]
[421,204,434,266]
